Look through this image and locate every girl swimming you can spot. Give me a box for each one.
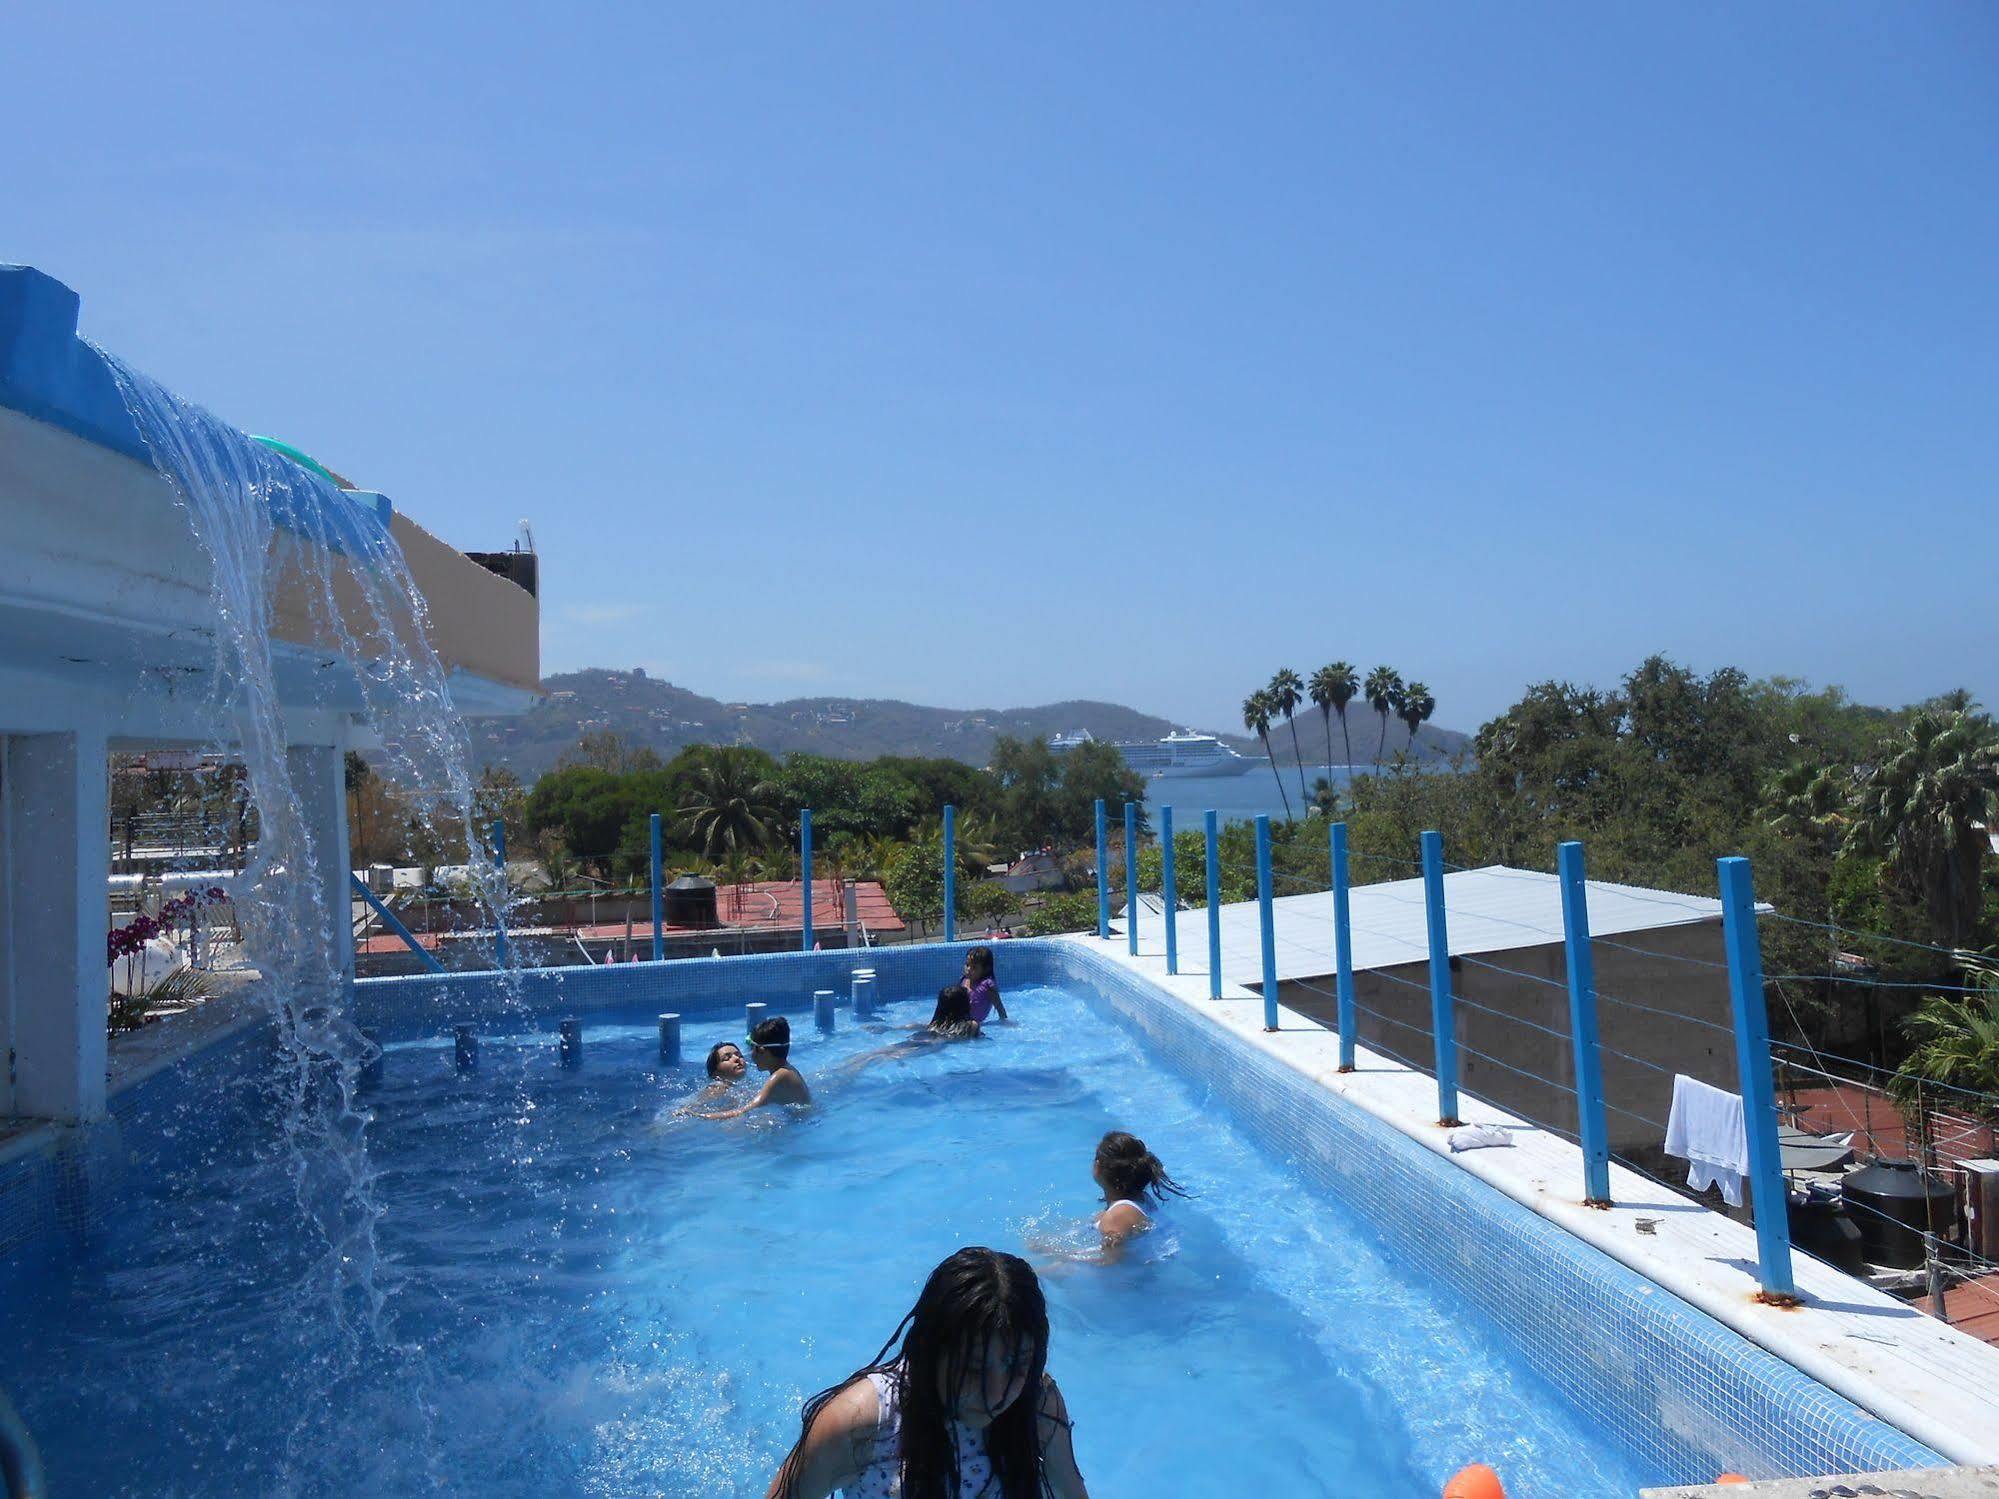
[1092,1131,1187,1251]
[962,946,1007,1024]
[679,1041,752,1111]
[833,987,984,1078]
[765,1246,1089,1498]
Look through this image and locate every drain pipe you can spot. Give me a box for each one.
[0,1386,46,1499]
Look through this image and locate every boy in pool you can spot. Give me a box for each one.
[702,1016,811,1118]
[963,945,1008,1024]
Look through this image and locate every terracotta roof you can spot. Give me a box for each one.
[357,878,904,955]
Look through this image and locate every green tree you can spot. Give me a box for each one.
[1018,890,1102,937]
[1268,667,1309,810]
[1310,661,1359,785]
[559,730,664,775]
[1364,666,1402,766]
[1890,956,1999,1107]
[1848,711,1999,949]
[988,735,1063,851]
[964,880,1021,929]
[1052,741,1148,846]
[473,764,529,850]
[1397,682,1435,752]
[676,753,780,860]
[1242,690,1292,819]
[883,838,966,933]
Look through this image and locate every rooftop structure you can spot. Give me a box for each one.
[0,263,539,1127]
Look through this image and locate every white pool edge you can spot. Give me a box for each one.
[1058,932,1999,1467]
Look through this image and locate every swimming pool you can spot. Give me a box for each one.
[1,940,1941,1495]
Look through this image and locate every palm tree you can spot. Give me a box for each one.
[1890,955,1999,1106]
[1766,763,1853,863]
[1846,711,1999,949]
[1242,690,1292,819]
[1268,667,1309,809]
[1309,662,1360,786]
[1397,681,1435,751]
[1364,666,1402,766]
[675,756,779,861]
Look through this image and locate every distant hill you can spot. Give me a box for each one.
[468,668,1470,781]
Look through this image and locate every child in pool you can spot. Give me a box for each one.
[1092,1131,1187,1253]
[702,1016,811,1118]
[834,986,984,1077]
[689,1041,749,1104]
[963,946,1008,1024]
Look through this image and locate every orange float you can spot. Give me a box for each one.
[1716,1478,1750,1486]
[1443,1463,1506,1499]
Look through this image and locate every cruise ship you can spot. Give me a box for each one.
[1049,728,1256,779]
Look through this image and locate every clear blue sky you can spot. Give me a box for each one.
[9,4,1995,736]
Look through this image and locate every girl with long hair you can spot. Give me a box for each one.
[1092,1131,1188,1253]
[765,1246,1088,1499]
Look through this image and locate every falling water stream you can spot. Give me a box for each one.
[101,350,524,1477]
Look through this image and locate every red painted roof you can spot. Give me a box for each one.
[357,879,904,955]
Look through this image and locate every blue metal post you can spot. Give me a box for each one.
[943,804,957,944]
[1420,830,1460,1124]
[1718,855,1798,1302]
[1124,802,1139,956]
[1204,810,1222,999]
[1095,799,1110,939]
[490,819,508,969]
[350,873,443,975]
[800,808,814,951]
[1255,815,1279,1029]
[1557,841,1613,1205]
[649,812,664,962]
[1161,805,1178,974]
[1331,823,1357,1072]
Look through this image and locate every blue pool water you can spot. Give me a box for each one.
[5,982,1655,1497]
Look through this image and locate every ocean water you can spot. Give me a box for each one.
[1143,764,1359,826]
[3,984,1650,1497]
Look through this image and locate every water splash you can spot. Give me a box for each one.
[98,347,520,1342]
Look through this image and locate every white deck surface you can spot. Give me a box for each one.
[1062,931,1999,1466]
[1114,863,1729,983]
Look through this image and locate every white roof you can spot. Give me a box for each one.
[1115,864,1729,984]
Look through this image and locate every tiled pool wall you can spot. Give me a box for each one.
[1034,943,1943,1486]
[3,939,1945,1487]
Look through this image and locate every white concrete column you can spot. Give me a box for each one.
[286,738,354,985]
[1,727,110,1122]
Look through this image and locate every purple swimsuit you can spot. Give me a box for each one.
[966,977,1000,1023]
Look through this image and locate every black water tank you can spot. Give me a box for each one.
[664,875,718,929]
[1842,1157,1957,1270]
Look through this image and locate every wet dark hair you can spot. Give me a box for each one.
[929,984,974,1030]
[964,946,995,983]
[1095,1130,1188,1206]
[749,1015,791,1063]
[776,1246,1052,1499]
[705,1042,741,1079]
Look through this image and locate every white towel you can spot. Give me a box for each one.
[1448,1124,1513,1154]
[1665,1074,1750,1207]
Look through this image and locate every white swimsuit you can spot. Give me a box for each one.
[850,1364,996,1498]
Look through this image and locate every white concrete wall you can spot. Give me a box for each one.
[1,724,111,1121]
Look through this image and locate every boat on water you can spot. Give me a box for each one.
[1049,728,1256,779]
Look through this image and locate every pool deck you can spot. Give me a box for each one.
[1644,1468,1999,1496]
[1062,931,1999,1467]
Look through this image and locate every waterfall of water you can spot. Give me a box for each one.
[99,348,520,1342]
